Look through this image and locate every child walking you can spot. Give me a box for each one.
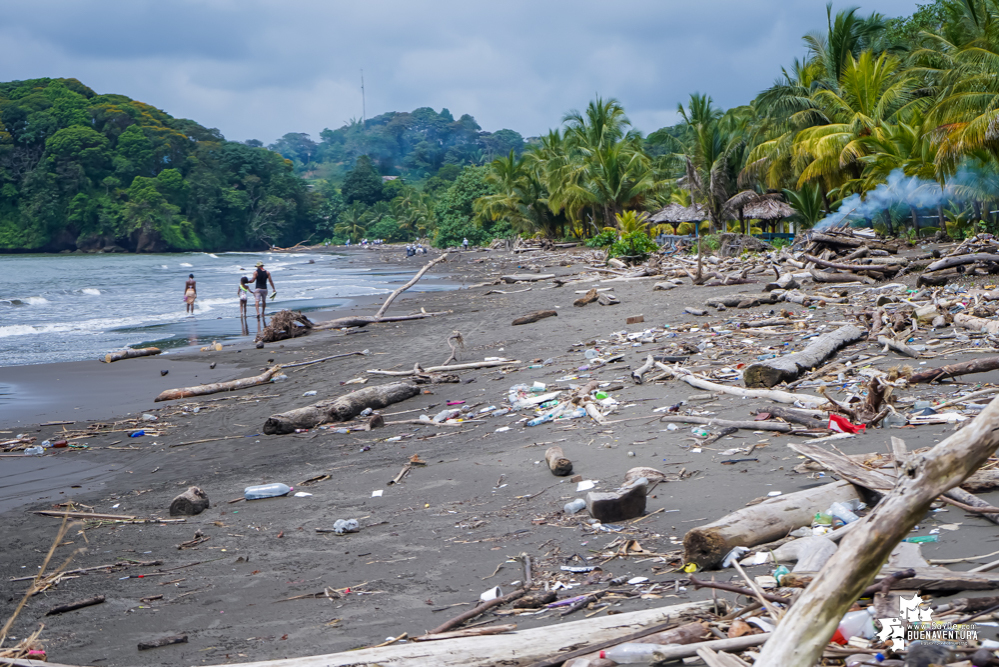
[238,276,251,318]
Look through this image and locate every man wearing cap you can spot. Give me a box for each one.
[251,261,276,318]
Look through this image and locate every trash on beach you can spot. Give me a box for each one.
[129,430,145,437]
[332,518,359,534]
[372,490,383,497]
[479,586,502,602]
[244,483,292,500]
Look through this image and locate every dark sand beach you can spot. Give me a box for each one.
[2,246,998,666]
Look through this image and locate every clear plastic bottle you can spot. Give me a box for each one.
[599,643,676,663]
[244,483,292,500]
[830,607,877,644]
[828,501,861,524]
[23,446,44,456]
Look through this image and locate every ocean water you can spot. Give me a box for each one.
[0,251,453,366]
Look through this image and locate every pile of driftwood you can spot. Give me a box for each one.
[916,233,999,287]
[255,310,312,343]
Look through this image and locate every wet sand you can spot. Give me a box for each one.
[2,246,998,666]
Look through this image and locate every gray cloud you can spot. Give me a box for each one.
[0,0,921,143]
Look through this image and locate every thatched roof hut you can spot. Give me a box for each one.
[742,200,795,220]
[649,203,707,223]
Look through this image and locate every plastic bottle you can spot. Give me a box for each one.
[828,501,861,524]
[903,535,939,543]
[333,518,359,534]
[23,446,44,456]
[564,499,586,514]
[830,607,877,644]
[244,483,292,500]
[773,565,790,585]
[41,440,52,449]
[599,643,678,663]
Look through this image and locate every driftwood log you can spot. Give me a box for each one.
[742,324,865,388]
[909,356,999,383]
[925,252,999,272]
[544,446,573,476]
[501,273,556,283]
[574,288,599,307]
[256,310,313,343]
[632,354,655,384]
[45,595,105,615]
[375,253,449,318]
[170,486,209,516]
[559,622,709,667]
[755,396,999,667]
[781,567,999,592]
[198,600,717,667]
[367,359,519,376]
[802,254,901,274]
[154,366,281,402]
[102,347,161,363]
[512,310,557,326]
[314,312,449,331]
[809,232,897,253]
[660,365,825,407]
[683,480,863,568]
[954,312,999,335]
[264,382,420,434]
[877,335,920,359]
[138,635,188,651]
[808,267,874,284]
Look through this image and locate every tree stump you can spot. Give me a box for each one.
[545,446,573,476]
[170,486,210,516]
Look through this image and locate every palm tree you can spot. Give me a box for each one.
[333,203,367,242]
[783,183,827,232]
[475,150,564,237]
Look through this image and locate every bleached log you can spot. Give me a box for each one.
[954,312,999,335]
[926,252,999,272]
[808,267,874,284]
[657,415,794,432]
[755,396,999,667]
[263,382,420,434]
[657,364,824,407]
[375,253,449,318]
[742,324,865,388]
[101,347,161,363]
[201,600,717,667]
[154,366,281,402]
[877,335,920,359]
[314,312,449,331]
[501,273,556,283]
[683,480,863,569]
[909,356,999,383]
[803,254,900,274]
[632,354,655,384]
[367,359,519,376]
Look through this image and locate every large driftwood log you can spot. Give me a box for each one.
[808,267,874,284]
[102,347,161,363]
[314,312,449,331]
[780,567,999,592]
[375,253,449,318]
[909,356,999,383]
[512,310,557,325]
[954,312,999,335]
[809,232,898,253]
[742,324,865,388]
[199,600,717,667]
[803,254,900,274]
[658,415,795,432]
[45,595,105,615]
[501,273,556,283]
[545,446,573,476]
[659,365,824,407]
[755,396,999,667]
[683,480,863,568]
[926,252,999,272]
[263,382,420,434]
[154,366,281,402]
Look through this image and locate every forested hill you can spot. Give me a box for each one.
[266,108,525,182]
[0,78,317,253]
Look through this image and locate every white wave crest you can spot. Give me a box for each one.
[81,288,101,296]
[179,263,193,268]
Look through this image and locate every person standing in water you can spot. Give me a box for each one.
[238,276,251,319]
[184,274,197,314]
[251,261,275,318]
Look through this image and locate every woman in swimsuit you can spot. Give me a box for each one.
[184,274,197,314]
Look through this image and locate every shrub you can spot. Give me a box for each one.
[610,230,657,260]
[586,229,618,248]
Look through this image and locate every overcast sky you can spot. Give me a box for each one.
[0,1,921,145]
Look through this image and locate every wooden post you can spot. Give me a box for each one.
[754,395,999,667]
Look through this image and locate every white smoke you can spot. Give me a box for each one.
[814,166,997,231]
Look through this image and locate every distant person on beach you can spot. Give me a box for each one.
[184,274,197,314]
[251,261,276,318]
[462,237,469,250]
[238,276,251,318]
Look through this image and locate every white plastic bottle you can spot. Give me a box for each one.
[599,643,674,664]
[244,483,292,500]
[831,607,877,644]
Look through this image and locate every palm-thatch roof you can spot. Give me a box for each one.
[649,203,707,223]
[742,199,795,220]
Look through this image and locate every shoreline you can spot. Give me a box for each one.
[2,246,999,666]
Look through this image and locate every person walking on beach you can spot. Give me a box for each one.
[238,276,252,319]
[251,261,276,318]
[184,274,197,314]
[462,237,469,251]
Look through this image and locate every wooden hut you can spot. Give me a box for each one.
[649,203,707,234]
[743,200,796,235]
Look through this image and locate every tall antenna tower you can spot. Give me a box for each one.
[360,69,366,125]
